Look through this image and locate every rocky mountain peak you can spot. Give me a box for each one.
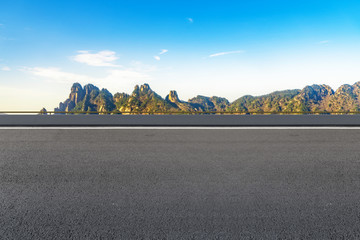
[166,90,180,103]
[352,81,360,88]
[71,83,83,92]
[140,83,151,93]
[55,81,360,114]
[336,84,353,94]
[114,92,129,100]
[298,84,334,102]
[188,95,230,111]
[131,85,140,97]
[69,83,85,104]
[84,84,99,95]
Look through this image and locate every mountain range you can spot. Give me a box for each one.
[53,82,360,113]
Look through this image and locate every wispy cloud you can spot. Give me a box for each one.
[23,66,152,91]
[73,50,121,67]
[159,49,168,55]
[187,18,194,23]
[153,49,168,61]
[318,40,330,45]
[16,66,152,110]
[1,66,10,71]
[209,50,244,58]
[23,67,92,83]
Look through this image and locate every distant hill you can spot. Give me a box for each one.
[54,82,360,113]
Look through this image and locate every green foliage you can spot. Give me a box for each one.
[56,82,360,114]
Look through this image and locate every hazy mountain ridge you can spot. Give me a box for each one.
[54,82,360,113]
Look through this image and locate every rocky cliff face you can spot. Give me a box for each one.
[284,84,334,112]
[55,81,360,113]
[326,84,360,111]
[229,82,360,112]
[229,89,300,112]
[188,96,230,111]
[166,91,180,103]
[55,83,115,113]
[164,90,199,112]
[118,84,169,112]
[55,83,85,112]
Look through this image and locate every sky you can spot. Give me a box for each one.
[1,0,360,110]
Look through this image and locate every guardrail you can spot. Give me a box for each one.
[2,111,360,115]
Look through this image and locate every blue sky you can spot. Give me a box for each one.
[1,0,360,110]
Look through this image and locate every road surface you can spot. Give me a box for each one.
[1,128,360,239]
[2,114,360,126]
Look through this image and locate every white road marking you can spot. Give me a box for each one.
[1,127,360,130]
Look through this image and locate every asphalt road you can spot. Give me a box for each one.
[3,114,360,126]
[2,129,360,239]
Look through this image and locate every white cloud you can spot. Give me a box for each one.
[73,50,121,67]
[153,49,168,61]
[318,40,330,45]
[1,66,10,71]
[159,49,168,55]
[209,50,244,58]
[23,67,92,83]
[187,18,194,23]
[23,66,152,94]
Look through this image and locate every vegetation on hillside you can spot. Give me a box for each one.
[54,82,360,114]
